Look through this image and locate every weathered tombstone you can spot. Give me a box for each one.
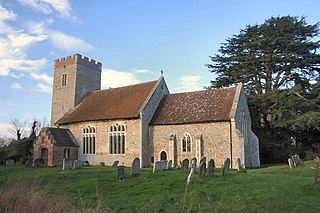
[153,161,162,173]
[167,160,173,169]
[182,159,189,173]
[84,161,90,167]
[288,158,294,169]
[117,165,125,180]
[25,158,33,167]
[5,159,14,166]
[63,158,73,170]
[73,160,83,169]
[131,158,140,175]
[315,158,320,184]
[200,156,206,165]
[187,167,195,185]
[222,158,231,176]
[208,159,215,177]
[199,161,207,178]
[33,158,45,167]
[112,160,119,167]
[191,157,197,170]
[295,154,303,166]
[236,158,242,172]
[161,160,168,171]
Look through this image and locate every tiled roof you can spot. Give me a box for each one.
[151,87,237,125]
[57,80,158,125]
[44,128,78,147]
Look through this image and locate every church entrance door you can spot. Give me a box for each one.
[41,148,48,166]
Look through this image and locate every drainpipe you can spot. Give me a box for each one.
[229,120,233,168]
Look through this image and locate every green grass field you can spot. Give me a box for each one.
[0,161,319,212]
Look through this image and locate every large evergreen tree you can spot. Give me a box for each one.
[207,16,320,163]
[207,16,320,94]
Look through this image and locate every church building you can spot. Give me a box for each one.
[34,54,260,168]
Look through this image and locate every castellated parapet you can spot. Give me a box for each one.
[54,54,102,70]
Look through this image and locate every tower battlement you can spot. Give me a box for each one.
[54,54,102,70]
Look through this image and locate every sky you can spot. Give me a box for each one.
[0,0,319,138]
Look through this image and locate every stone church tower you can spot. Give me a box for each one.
[51,54,102,126]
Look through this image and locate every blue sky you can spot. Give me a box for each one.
[0,0,319,138]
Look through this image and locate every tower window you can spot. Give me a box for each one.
[62,74,67,86]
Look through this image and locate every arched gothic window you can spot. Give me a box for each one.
[182,133,191,152]
[109,124,126,154]
[82,126,96,154]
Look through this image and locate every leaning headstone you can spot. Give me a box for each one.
[191,158,197,170]
[315,158,320,185]
[288,158,294,169]
[182,159,189,173]
[161,160,168,171]
[131,158,140,175]
[222,158,231,176]
[236,158,242,172]
[167,160,173,169]
[208,159,215,177]
[187,167,195,185]
[73,160,83,169]
[117,165,125,180]
[5,159,14,166]
[25,158,33,167]
[199,161,207,178]
[63,158,73,170]
[112,161,119,167]
[153,161,162,173]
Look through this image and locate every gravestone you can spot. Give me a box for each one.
[288,158,294,169]
[117,165,125,180]
[208,159,215,177]
[236,158,242,172]
[222,158,231,176]
[131,158,140,175]
[199,161,206,178]
[200,156,206,165]
[191,158,197,170]
[161,160,167,171]
[167,160,173,169]
[182,159,189,173]
[25,158,33,167]
[315,158,320,185]
[5,159,14,166]
[73,160,83,169]
[63,158,73,170]
[84,161,90,167]
[33,158,45,167]
[295,154,303,166]
[153,161,162,173]
[187,167,195,185]
[112,161,119,167]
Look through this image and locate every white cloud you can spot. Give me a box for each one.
[0,58,48,76]
[0,123,14,138]
[36,83,52,93]
[10,82,22,90]
[7,33,47,48]
[0,4,18,34]
[49,31,94,52]
[17,0,78,22]
[174,75,204,92]
[30,73,53,85]
[135,69,151,74]
[101,69,141,89]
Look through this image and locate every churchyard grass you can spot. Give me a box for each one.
[0,161,319,212]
